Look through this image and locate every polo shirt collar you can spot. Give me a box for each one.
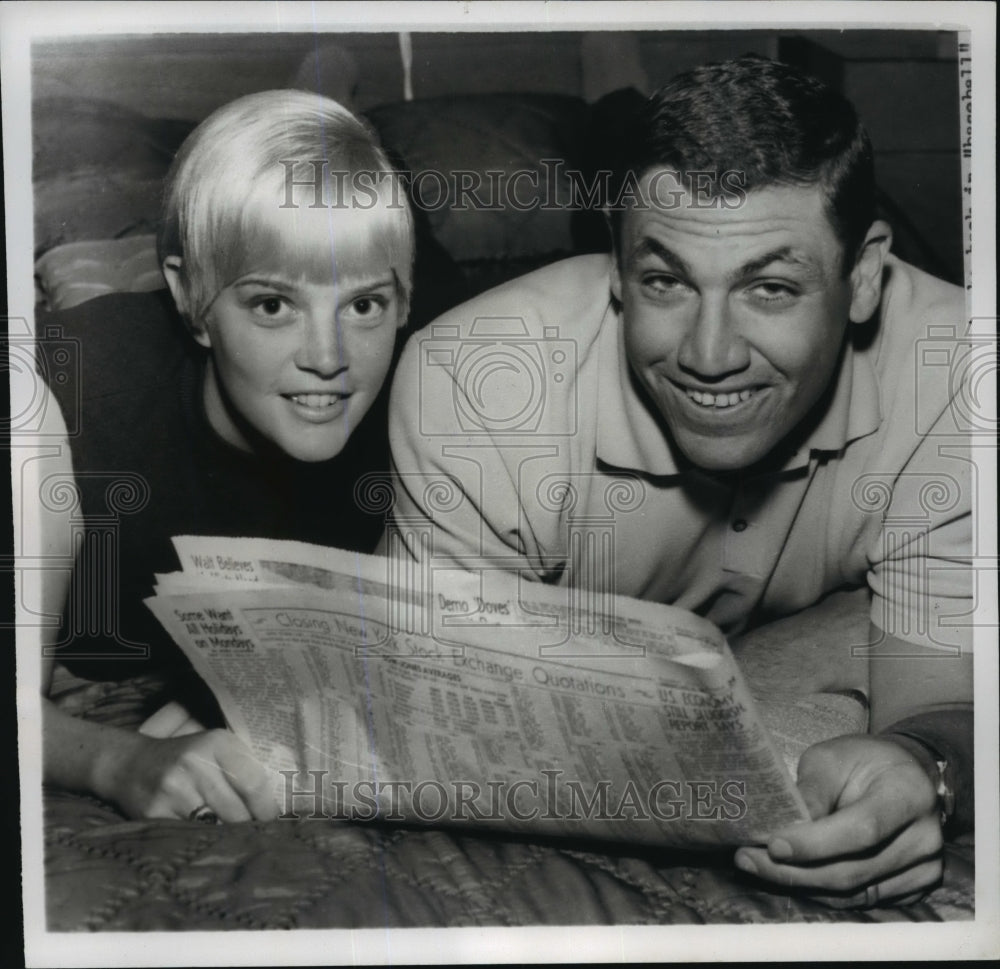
[799,331,882,456]
[596,307,684,475]
[595,303,883,477]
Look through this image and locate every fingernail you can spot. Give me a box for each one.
[769,838,793,860]
[734,853,757,875]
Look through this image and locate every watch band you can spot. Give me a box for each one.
[878,707,973,836]
[884,730,957,829]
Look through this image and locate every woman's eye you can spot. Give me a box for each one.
[345,295,387,320]
[250,295,291,318]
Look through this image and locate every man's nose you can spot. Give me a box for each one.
[295,313,345,376]
[676,295,750,379]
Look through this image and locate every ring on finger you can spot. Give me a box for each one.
[864,882,881,908]
[188,803,221,825]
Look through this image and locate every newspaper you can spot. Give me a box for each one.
[145,535,819,847]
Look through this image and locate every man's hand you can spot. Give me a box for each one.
[733,734,943,908]
[94,727,280,823]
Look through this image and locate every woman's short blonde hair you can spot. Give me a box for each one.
[158,90,414,322]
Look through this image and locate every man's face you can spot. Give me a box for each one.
[613,174,863,472]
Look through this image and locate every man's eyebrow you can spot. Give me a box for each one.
[731,247,822,282]
[630,239,823,283]
[630,237,691,276]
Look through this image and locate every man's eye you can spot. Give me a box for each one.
[749,281,798,303]
[642,274,685,296]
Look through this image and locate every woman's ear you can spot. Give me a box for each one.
[162,255,211,348]
[396,276,410,330]
[848,220,893,324]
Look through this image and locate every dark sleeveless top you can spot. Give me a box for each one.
[40,289,392,680]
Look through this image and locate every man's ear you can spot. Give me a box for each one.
[162,255,211,348]
[604,215,622,306]
[609,255,623,305]
[848,220,892,324]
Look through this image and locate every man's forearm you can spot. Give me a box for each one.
[869,627,974,836]
[731,587,871,696]
[882,709,974,835]
[868,628,973,730]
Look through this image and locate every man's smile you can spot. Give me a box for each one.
[664,377,770,423]
[682,386,758,409]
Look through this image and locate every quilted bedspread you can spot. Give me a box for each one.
[44,670,975,931]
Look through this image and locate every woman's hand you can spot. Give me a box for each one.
[734,734,944,907]
[94,727,280,823]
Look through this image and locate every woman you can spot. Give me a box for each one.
[41,90,416,822]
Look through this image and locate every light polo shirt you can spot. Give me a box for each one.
[388,253,971,649]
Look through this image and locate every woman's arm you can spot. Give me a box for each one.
[33,381,75,696]
[36,385,277,821]
[44,699,279,821]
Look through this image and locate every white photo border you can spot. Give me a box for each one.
[4,2,996,965]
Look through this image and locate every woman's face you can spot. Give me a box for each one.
[197,270,400,463]
[187,207,406,462]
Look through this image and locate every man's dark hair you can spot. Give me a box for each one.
[611,55,876,274]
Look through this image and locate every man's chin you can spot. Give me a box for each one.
[673,433,775,474]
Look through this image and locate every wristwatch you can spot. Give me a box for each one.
[887,730,957,829]
[931,756,957,829]
[880,707,972,836]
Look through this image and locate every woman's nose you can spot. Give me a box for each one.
[294,314,344,376]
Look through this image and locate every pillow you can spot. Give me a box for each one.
[33,173,167,257]
[33,97,186,182]
[34,234,163,312]
[32,97,194,255]
[366,94,592,264]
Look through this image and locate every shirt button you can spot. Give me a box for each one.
[732,519,748,532]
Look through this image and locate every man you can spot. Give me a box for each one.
[386,56,973,907]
